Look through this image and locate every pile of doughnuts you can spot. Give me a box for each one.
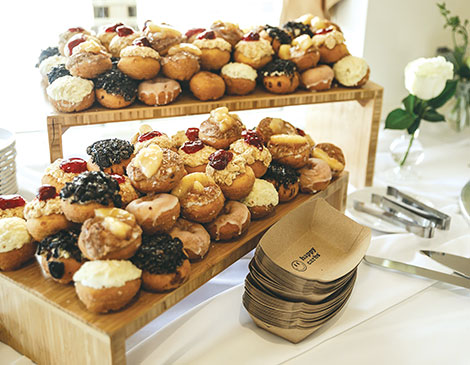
[0,107,345,314]
[37,15,370,113]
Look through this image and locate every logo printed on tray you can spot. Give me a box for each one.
[291,247,320,272]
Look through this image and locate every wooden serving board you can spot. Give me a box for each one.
[0,172,347,365]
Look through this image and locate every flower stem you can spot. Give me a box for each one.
[399,132,415,167]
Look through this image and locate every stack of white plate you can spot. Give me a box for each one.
[0,129,17,195]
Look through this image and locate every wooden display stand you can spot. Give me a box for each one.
[0,173,348,365]
[46,82,383,187]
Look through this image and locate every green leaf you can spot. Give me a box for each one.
[407,119,421,134]
[422,109,445,122]
[385,109,415,130]
[427,79,458,109]
[402,95,416,114]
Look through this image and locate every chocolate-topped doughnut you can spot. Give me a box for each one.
[260,25,292,53]
[261,59,300,94]
[47,64,71,84]
[282,21,314,38]
[86,138,134,175]
[36,46,60,67]
[131,233,190,292]
[94,68,138,108]
[262,161,300,202]
[36,229,85,284]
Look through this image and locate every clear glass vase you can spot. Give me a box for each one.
[442,79,470,132]
[388,129,424,181]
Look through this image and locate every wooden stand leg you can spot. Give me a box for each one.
[47,116,64,163]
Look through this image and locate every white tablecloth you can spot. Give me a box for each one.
[3,119,470,364]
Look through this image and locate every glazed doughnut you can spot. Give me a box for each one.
[36,229,85,284]
[125,193,180,234]
[229,130,272,178]
[221,62,257,96]
[78,207,142,260]
[206,150,255,200]
[46,75,95,113]
[233,32,274,70]
[262,161,300,202]
[0,218,36,271]
[60,171,122,223]
[108,25,141,58]
[312,27,349,64]
[205,201,251,241]
[65,37,112,79]
[170,218,211,260]
[138,77,182,106]
[143,21,183,56]
[210,20,244,47]
[261,59,300,94]
[161,43,201,81]
[199,107,245,149]
[189,71,225,101]
[73,260,142,313]
[241,179,279,219]
[333,55,370,87]
[24,185,74,242]
[301,65,334,91]
[0,195,26,219]
[299,158,332,193]
[131,233,190,292]
[171,173,225,223]
[267,134,310,169]
[312,143,346,177]
[110,174,139,207]
[41,157,88,192]
[118,37,161,80]
[86,138,135,175]
[178,139,216,173]
[256,117,297,144]
[95,68,138,109]
[126,144,186,194]
[193,31,231,70]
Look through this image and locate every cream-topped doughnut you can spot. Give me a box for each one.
[170,218,211,260]
[47,75,95,113]
[126,193,180,234]
[221,62,257,95]
[205,201,251,241]
[241,179,279,219]
[312,28,349,64]
[178,142,216,173]
[42,157,89,191]
[193,31,232,70]
[333,55,370,87]
[229,134,272,178]
[0,217,36,271]
[0,195,26,219]
[193,37,232,52]
[39,55,66,80]
[234,34,274,69]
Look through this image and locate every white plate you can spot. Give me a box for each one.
[347,187,414,234]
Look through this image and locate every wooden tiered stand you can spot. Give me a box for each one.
[46,82,383,187]
[0,173,348,365]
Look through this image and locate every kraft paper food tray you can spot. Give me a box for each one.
[259,198,371,282]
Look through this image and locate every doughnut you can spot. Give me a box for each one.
[0,217,36,271]
[36,46,60,68]
[73,260,142,313]
[65,37,112,79]
[229,130,272,178]
[278,34,320,72]
[171,172,225,223]
[41,157,88,192]
[309,16,342,33]
[110,174,139,207]
[161,43,201,81]
[199,107,245,149]
[184,28,206,43]
[261,59,300,94]
[178,139,216,173]
[282,21,314,38]
[97,22,124,50]
[193,31,231,70]
[301,65,334,91]
[210,21,244,47]
[267,134,310,169]
[241,179,279,219]
[131,233,190,292]
[0,195,26,219]
[260,25,292,53]
[233,32,274,69]
[24,185,74,242]
[36,229,85,284]
[312,27,349,64]
[39,55,66,83]
[78,207,142,260]
[312,143,346,177]
[143,22,183,56]
[132,129,175,153]
[205,201,251,241]
[138,77,182,106]
[58,27,92,56]
[256,117,297,144]
[221,62,257,96]
[60,171,122,223]
[262,161,300,202]
[126,144,186,194]
[189,71,225,101]
[299,158,332,193]
[333,55,370,87]
[108,25,140,58]
[206,150,255,200]
[118,37,161,80]
[126,193,180,234]
[94,68,138,109]
[170,218,211,260]
[86,138,134,175]
[46,75,95,113]
[47,64,71,84]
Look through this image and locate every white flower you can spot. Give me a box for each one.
[404,56,454,100]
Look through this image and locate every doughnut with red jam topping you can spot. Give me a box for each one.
[0,195,26,219]
[118,36,161,80]
[108,25,140,57]
[86,138,135,175]
[42,157,89,191]
[178,139,216,173]
[193,30,231,70]
[97,22,124,49]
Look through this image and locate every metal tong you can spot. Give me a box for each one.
[353,186,451,238]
